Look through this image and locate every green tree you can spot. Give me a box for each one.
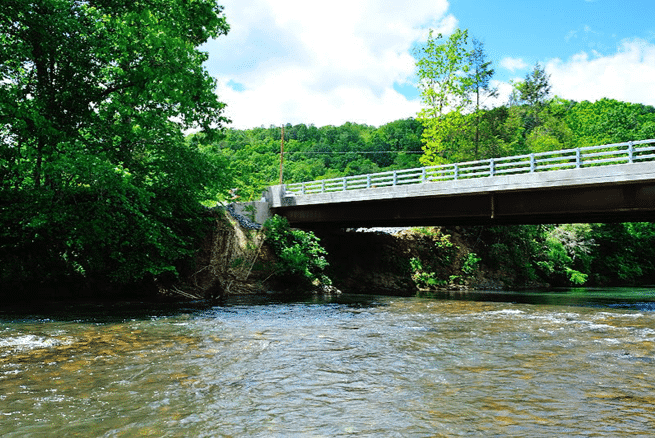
[369,118,424,169]
[415,28,473,164]
[510,63,552,109]
[263,215,330,288]
[588,222,655,285]
[415,30,498,164]
[0,0,231,295]
[469,38,497,158]
[506,65,572,154]
[565,98,655,147]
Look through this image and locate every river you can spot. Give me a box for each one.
[1,288,655,437]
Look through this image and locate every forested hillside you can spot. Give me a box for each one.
[209,119,423,201]
[214,97,655,201]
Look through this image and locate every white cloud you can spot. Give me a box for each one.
[546,38,655,105]
[204,0,452,128]
[485,79,517,108]
[500,57,528,73]
[489,39,655,108]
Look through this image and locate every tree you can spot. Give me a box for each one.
[469,38,497,158]
[589,222,655,285]
[415,29,497,164]
[415,29,472,118]
[505,64,570,154]
[510,63,552,109]
[263,215,330,288]
[415,28,473,164]
[0,0,231,295]
[369,118,423,169]
[565,98,655,147]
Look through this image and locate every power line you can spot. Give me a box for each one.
[285,151,424,154]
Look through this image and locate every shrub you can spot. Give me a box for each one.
[263,215,331,287]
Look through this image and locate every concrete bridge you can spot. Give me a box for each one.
[239,140,655,228]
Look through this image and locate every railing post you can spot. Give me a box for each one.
[302,182,306,195]
[393,170,398,186]
[628,141,634,163]
[421,167,426,183]
[366,174,371,189]
[575,148,581,168]
[530,154,535,172]
[321,180,325,193]
[453,164,459,180]
[342,177,347,191]
[489,158,495,177]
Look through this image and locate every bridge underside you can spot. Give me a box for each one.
[273,181,655,228]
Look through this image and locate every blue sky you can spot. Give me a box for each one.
[203,0,655,129]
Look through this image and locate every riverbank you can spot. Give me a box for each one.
[99,212,655,301]
[316,226,538,296]
[167,211,542,300]
[158,209,275,300]
[6,207,654,303]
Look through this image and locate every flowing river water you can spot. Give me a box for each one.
[2,288,655,437]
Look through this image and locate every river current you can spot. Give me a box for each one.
[1,288,655,437]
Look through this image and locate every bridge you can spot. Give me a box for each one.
[246,140,655,228]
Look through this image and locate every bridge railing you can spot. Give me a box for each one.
[285,139,655,196]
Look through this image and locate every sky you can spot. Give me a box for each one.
[202,0,655,129]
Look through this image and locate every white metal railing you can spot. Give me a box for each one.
[285,139,655,196]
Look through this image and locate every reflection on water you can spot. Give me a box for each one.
[1,289,655,437]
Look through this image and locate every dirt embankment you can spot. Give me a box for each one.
[165,212,519,300]
[161,210,276,300]
[316,226,510,295]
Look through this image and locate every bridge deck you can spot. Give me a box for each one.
[266,161,655,227]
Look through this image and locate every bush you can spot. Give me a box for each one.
[263,216,331,287]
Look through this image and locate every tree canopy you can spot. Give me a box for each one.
[414,28,497,164]
[214,120,425,201]
[0,0,231,296]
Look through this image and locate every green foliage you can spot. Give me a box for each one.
[214,119,424,197]
[566,268,588,286]
[588,223,655,284]
[433,232,458,267]
[263,215,330,287]
[415,28,473,118]
[565,98,655,147]
[410,221,655,289]
[411,227,459,267]
[537,229,589,286]
[415,28,472,165]
[408,228,484,289]
[414,28,496,165]
[410,257,446,288]
[478,224,596,287]
[0,0,231,294]
[509,63,552,108]
[480,225,544,284]
[462,252,481,276]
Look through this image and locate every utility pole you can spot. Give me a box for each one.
[279,124,284,185]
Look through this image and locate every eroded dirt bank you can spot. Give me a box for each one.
[161,210,275,300]
[316,226,510,296]
[167,210,541,300]
[167,205,547,299]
